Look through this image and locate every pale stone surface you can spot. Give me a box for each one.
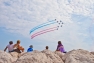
[90,52,94,55]
[0,50,14,63]
[63,49,94,63]
[15,50,64,63]
[1,49,94,63]
[10,52,19,58]
[42,49,64,63]
[54,51,65,58]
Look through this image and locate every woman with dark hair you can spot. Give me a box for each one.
[56,41,66,53]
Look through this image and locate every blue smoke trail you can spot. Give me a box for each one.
[30,21,57,34]
[30,20,56,34]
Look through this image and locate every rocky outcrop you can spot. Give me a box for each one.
[0,49,94,63]
[0,50,14,63]
[15,50,64,63]
[54,51,65,59]
[41,50,64,63]
[90,52,94,55]
[63,49,94,63]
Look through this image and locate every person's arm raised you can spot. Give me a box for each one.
[4,47,7,52]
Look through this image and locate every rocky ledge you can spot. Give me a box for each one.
[0,49,94,63]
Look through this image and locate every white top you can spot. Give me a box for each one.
[7,44,14,51]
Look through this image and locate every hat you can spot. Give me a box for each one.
[29,45,33,48]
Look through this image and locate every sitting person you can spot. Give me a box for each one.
[4,41,14,53]
[13,40,24,53]
[56,41,66,53]
[27,45,33,52]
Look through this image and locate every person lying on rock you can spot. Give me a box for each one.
[13,40,24,53]
[4,41,14,53]
[56,41,66,53]
[27,45,33,52]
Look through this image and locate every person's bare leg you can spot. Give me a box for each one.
[19,47,24,52]
[22,48,24,52]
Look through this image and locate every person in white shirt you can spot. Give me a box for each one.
[4,41,14,53]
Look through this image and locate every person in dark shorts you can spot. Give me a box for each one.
[4,41,14,53]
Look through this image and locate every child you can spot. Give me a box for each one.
[27,45,33,52]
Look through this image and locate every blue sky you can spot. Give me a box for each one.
[0,0,94,52]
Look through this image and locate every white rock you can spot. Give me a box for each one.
[41,49,64,63]
[1,49,94,63]
[63,49,94,63]
[15,50,64,63]
[54,51,65,60]
[0,50,14,63]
